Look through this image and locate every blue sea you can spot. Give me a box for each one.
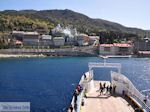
[0,57,150,112]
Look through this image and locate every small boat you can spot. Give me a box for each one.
[68,60,150,112]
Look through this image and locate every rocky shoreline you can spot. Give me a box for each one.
[0,54,46,58]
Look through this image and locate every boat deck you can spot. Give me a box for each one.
[81,81,135,112]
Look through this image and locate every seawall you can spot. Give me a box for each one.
[0,48,97,57]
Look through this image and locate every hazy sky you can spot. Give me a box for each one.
[0,0,150,30]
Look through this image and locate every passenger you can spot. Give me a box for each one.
[80,85,83,91]
[69,105,73,112]
[113,85,116,94]
[99,82,102,90]
[100,87,104,95]
[77,85,81,93]
[143,96,148,104]
[109,85,112,94]
[74,95,77,104]
[81,98,84,106]
[74,90,78,103]
[135,108,142,112]
[103,82,106,89]
[122,90,125,96]
[74,103,77,111]
[84,92,87,98]
[76,89,79,95]
[106,86,109,94]
[84,74,86,80]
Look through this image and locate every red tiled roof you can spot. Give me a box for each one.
[100,43,132,47]
[100,44,114,47]
[113,43,132,47]
[13,31,39,35]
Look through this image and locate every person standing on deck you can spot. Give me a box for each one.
[143,95,148,104]
[103,82,106,93]
[113,85,116,94]
[100,86,104,95]
[109,85,112,94]
[84,74,86,80]
[106,86,109,94]
[77,85,81,93]
[74,90,78,103]
[103,82,106,89]
[99,82,102,90]
[69,105,73,112]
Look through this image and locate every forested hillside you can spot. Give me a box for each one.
[0,9,149,41]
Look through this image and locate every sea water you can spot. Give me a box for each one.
[0,57,150,112]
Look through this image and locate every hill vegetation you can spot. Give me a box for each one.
[0,9,150,47]
[0,14,54,33]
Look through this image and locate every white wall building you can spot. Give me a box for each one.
[12,31,40,46]
[53,37,65,46]
[40,35,53,46]
[23,32,40,46]
[51,24,78,45]
[99,43,133,55]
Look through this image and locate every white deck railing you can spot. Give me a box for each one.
[68,73,87,112]
[69,62,150,112]
[88,62,121,73]
[111,71,150,111]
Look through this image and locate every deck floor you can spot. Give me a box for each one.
[81,81,135,112]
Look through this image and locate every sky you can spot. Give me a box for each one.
[0,0,150,30]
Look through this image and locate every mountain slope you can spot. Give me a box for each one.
[0,9,149,37]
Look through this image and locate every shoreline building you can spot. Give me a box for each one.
[51,24,78,45]
[134,38,150,51]
[12,31,40,46]
[99,43,133,55]
[138,51,150,57]
[53,37,65,47]
[22,32,40,46]
[40,35,53,47]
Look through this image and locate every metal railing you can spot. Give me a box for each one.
[89,62,121,73]
[126,87,150,112]
[68,74,86,112]
[111,71,150,111]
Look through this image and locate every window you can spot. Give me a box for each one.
[119,47,128,52]
[104,47,110,52]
